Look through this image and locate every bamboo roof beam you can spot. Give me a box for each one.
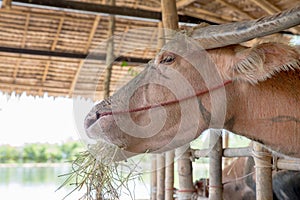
[249,0,281,14]
[41,65,50,80]
[13,0,213,24]
[39,60,50,95]
[214,0,254,20]
[182,3,235,24]
[12,11,30,89]
[249,0,300,34]
[84,15,101,54]
[36,17,65,95]
[182,6,229,24]
[2,0,12,9]
[187,5,233,21]
[68,15,101,97]
[12,60,20,81]
[0,82,70,93]
[0,46,150,63]
[69,60,84,97]
[0,54,79,63]
[116,25,129,56]
[176,0,196,9]
[0,9,95,23]
[51,17,65,51]
[142,26,157,58]
[21,13,30,48]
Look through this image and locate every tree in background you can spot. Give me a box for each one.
[0,141,84,163]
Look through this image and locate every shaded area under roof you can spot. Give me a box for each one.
[0,0,299,100]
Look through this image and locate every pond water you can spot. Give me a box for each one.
[0,162,208,200]
[0,164,151,200]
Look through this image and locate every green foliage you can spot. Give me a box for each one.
[121,61,128,67]
[60,141,82,160]
[120,61,139,76]
[0,145,20,163]
[0,141,84,164]
[127,67,139,76]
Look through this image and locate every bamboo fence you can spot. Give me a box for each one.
[149,130,300,200]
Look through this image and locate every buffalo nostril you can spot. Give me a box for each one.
[84,114,98,130]
[96,111,101,120]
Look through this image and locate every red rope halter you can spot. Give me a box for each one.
[98,80,232,118]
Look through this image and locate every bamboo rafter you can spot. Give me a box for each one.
[0,0,300,99]
[249,0,300,34]
[176,0,197,9]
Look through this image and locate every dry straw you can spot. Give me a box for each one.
[58,141,143,200]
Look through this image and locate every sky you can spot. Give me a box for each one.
[0,92,94,146]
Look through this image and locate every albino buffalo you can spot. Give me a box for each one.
[85,5,300,159]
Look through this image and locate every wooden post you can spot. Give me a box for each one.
[103,0,115,99]
[165,150,175,200]
[161,1,195,199]
[176,146,195,200]
[222,131,230,168]
[208,129,223,200]
[96,1,115,199]
[161,0,179,31]
[157,153,166,200]
[157,1,179,198]
[151,155,157,200]
[2,0,12,9]
[252,142,273,200]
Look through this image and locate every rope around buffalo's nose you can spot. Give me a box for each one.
[96,80,233,118]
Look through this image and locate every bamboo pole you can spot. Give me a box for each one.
[176,0,196,9]
[157,153,166,200]
[151,155,157,200]
[161,0,195,198]
[208,130,223,200]
[165,150,175,200]
[161,0,179,31]
[176,146,194,200]
[103,0,115,99]
[252,142,273,200]
[2,0,11,9]
[222,131,230,168]
[193,147,251,158]
[155,19,167,200]
[161,0,194,199]
[277,158,300,171]
[96,1,116,198]
[194,146,300,171]
[160,1,179,199]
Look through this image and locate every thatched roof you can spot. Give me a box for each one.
[0,0,299,100]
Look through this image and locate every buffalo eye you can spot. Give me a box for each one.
[160,54,175,65]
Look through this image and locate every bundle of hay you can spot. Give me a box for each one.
[58,141,142,200]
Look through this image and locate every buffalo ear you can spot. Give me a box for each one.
[232,43,300,84]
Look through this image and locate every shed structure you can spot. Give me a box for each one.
[0,0,299,99]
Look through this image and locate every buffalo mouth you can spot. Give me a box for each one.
[84,98,115,139]
[84,100,111,130]
[84,103,137,161]
[84,106,122,145]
